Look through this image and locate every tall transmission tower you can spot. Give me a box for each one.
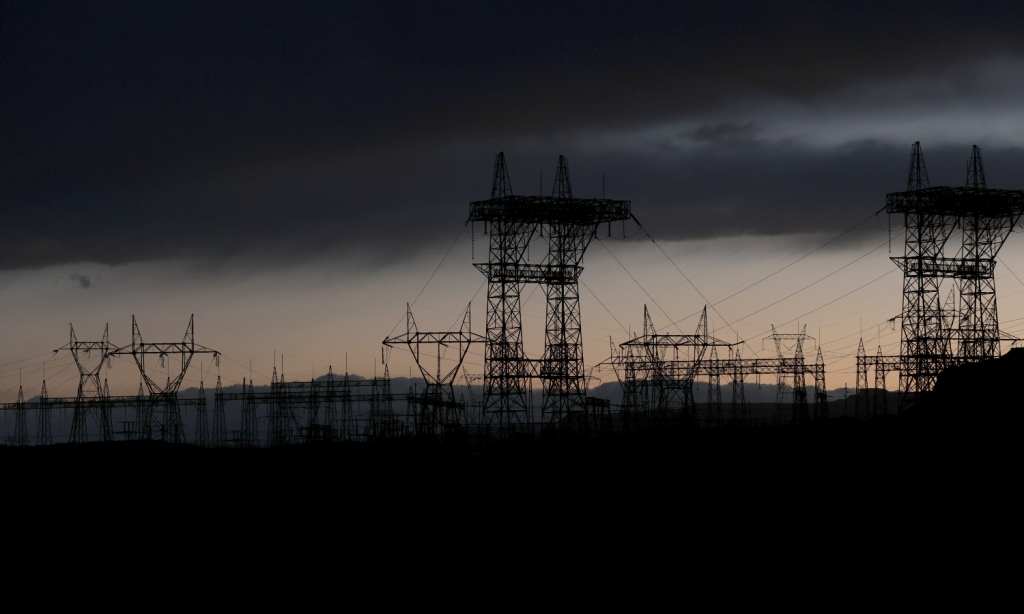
[469,153,631,436]
[884,143,1024,409]
[955,145,1014,363]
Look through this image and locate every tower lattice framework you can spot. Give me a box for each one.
[469,153,631,435]
[879,142,1024,410]
[55,324,115,443]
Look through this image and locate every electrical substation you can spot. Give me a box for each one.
[2,144,1021,446]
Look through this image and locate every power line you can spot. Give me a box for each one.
[724,235,896,328]
[595,236,686,335]
[580,280,629,335]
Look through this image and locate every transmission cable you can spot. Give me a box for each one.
[745,268,899,343]
[628,216,755,354]
[656,210,889,334]
[998,256,1024,290]
[723,234,897,328]
[595,237,687,335]
[387,222,468,338]
[580,280,630,335]
[703,214,884,312]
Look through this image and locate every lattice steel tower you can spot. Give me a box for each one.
[55,324,115,443]
[469,153,631,434]
[886,143,1024,405]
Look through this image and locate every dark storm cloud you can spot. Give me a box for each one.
[690,123,760,144]
[69,273,91,288]
[2,1,1024,269]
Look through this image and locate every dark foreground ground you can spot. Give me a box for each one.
[1,410,1015,590]
[4,363,1013,589]
[1,412,1012,512]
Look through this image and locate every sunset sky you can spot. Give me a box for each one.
[4,1,1024,400]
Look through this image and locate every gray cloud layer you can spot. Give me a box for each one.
[3,1,1024,269]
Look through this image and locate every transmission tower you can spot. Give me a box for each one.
[36,378,51,446]
[109,315,218,443]
[855,338,868,419]
[55,324,114,443]
[383,303,484,438]
[301,368,334,443]
[340,370,353,441]
[885,143,1024,409]
[14,379,27,446]
[729,345,747,424]
[604,309,826,428]
[267,361,297,446]
[955,145,1016,363]
[541,156,590,432]
[873,345,889,415]
[767,325,812,424]
[469,152,631,436]
[194,379,209,447]
[239,378,258,447]
[812,346,829,420]
[367,365,399,440]
[607,306,731,429]
[322,367,338,440]
[707,345,723,427]
[212,376,227,446]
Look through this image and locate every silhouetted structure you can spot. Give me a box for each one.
[468,153,631,436]
[383,304,484,438]
[862,143,1024,412]
[109,316,219,443]
[55,324,115,442]
[604,308,828,428]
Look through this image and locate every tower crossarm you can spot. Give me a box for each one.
[469,195,631,225]
[619,334,733,348]
[890,256,995,278]
[56,340,111,353]
[886,187,1024,216]
[0,396,209,412]
[54,323,115,400]
[107,315,218,397]
[382,304,483,395]
[603,356,829,380]
[473,263,583,284]
[856,353,903,371]
[382,331,486,346]
[109,341,218,356]
[666,357,812,376]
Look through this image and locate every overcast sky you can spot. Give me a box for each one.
[3,1,1024,400]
